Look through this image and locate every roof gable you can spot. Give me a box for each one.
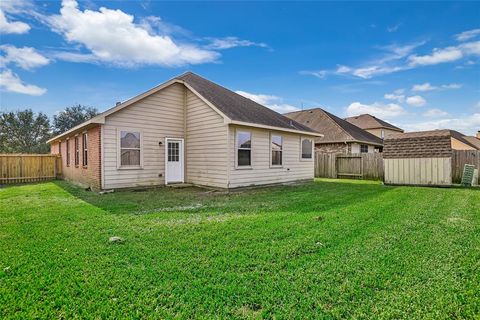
[285,108,384,146]
[48,72,319,143]
[177,72,316,133]
[345,114,403,132]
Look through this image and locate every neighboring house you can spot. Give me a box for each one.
[284,108,383,153]
[463,131,480,150]
[345,114,404,139]
[48,72,320,190]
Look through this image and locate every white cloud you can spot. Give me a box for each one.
[402,113,480,136]
[0,45,49,70]
[406,95,426,107]
[205,37,269,50]
[412,82,462,91]
[455,28,480,42]
[384,89,405,103]
[235,90,300,114]
[460,40,480,55]
[0,8,30,34]
[408,46,463,66]
[346,102,406,119]
[0,69,46,95]
[299,70,328,79]
[387,23,401,33]
[423,108,449,117]
[46,0,219,67]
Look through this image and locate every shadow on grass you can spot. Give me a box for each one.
[53,178,396,218]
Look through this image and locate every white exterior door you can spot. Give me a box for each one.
[165,138,184,184]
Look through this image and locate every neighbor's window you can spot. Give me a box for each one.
[237,131,251,167]
[74,136,80,166]
[82,133,88,167]
[271,134,283,166]
[360,144,368,153]
[301,138,313,159]
[120,131,141,166]
[66,139,70,166]
[59,141,62,156]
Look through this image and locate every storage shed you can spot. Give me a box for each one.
[383,130,454,186]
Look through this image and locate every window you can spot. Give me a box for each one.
[301,138,313,159]
[59,141,62,156]
[74,136,80,166]
[82,133,88,167]
[360,144,369,153]
[66,139,70,166]
[271,134,283,166]
[167,142,179,162]
[120,131,141,166]
[237,131,251,167]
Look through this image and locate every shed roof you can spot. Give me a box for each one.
[383,129,453,159]
[345,114,404,132]
[284,108,384,146]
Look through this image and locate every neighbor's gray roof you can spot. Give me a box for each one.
[177,72,316,133]
[284,108,384,146]
[345,114,404,132]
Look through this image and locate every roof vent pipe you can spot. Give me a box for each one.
[116,101,121,106]
[477,131,480,139]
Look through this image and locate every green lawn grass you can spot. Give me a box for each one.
[1,179,479,319]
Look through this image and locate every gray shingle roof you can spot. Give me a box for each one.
[284,108,384,146]
[177,72,317,133]
[345,114,404,132]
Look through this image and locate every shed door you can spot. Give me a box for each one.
[165,138,184,184]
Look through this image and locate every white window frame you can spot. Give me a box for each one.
[117,128,144,170]
[270,133,283,168]
[74,134,80,167]
[300,137,314,161]
[235,129,252,169]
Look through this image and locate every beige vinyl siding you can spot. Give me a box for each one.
[228,125,314,188]
[384,157,452,186]
[102,83,185,189]
[185,90,228,188]
[350,143,375,153]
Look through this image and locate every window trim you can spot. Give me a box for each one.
[66,138,70,167]
[117,128,144,170]
[74,135,79,167]
[235,129,252,169]
[300,137,314,161]
[360,144,369,153]
[58,141,62,157]
[82,132,88,167]
[270,133,283,168]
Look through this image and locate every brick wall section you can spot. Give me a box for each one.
[50,125,102,190]
[315,143,349,154]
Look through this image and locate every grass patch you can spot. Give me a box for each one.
[0,179,479,319]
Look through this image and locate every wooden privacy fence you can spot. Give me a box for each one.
[315,152,384,180]
[0,154,62,184]
[451,150,480,184]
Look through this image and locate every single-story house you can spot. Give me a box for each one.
[345,114,403,139]
[383,129,479,186]
[284,108,383,153]
[48,72,321,190]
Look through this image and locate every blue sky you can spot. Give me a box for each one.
[1,0,479,135]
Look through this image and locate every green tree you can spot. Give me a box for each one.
[53,105,98,135]
[0,109,51,153]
